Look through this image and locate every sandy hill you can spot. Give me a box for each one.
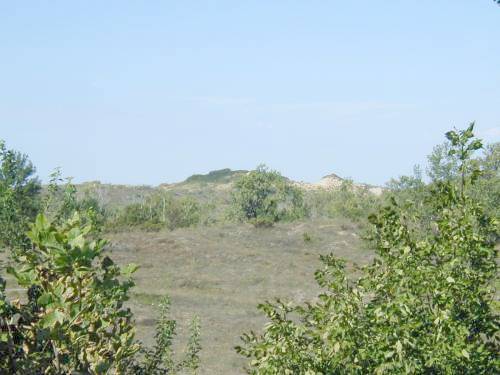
[72,168,383,210]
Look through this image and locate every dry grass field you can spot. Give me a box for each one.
[107,218,372,374]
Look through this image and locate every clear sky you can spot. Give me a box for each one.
[1,1,499,186]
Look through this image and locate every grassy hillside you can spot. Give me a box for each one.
[106,218,369,374]
[1,181,371,372]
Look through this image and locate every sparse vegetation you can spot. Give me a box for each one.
[124,296,201,374]
[105,217,364,373]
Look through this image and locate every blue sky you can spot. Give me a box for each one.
[1,1,499,186]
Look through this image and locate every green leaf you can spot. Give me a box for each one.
[333,342,340,353]
[384,351,394,359]
[461,349,470,360]
[95,361,111,373]
[7,266,36,286]
[40,309,66,328]
[122,263,139,276]
[395,340,402,354]
[466,122,474,133]
[68,233,85,249]
[37,292,52,306]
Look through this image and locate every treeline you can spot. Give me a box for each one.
[5,134,495,236]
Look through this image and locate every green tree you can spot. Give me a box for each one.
[237,125,499,373]
[480,142,500,177]
[232,165,307,227]
[427,141,460,183]
[0,140,41,251]
[472,142,500,236]
[392,126,499,238]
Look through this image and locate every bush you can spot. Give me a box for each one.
[237,126,499,373]
[328,180,380,221]
[43,169,107,232]
[307,179,380,223]
[231,165,307,226]
[1,213,139,373]
[0,213,201,373]
[110,192,201,231]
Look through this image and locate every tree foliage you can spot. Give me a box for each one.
[389,125,499,238]
[232,165,307,227]
[237,126,499,373]
[43,169,106,231]
[0,140,41,250]
[1,214,201,374]
[427,141,460,183]
[471,142,500,233]
[1,213,139,373]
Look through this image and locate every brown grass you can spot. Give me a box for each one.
[106,218,372,374]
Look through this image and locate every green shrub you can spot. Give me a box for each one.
[0,213,201,374]
[1,213,138,373]
[237,126,499,373]
[231,165,307,226]
[110,192,201,231]
[115,202,154,226]
[307,179,380,223]
[43,169,107,232]
[329,180,379,221]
